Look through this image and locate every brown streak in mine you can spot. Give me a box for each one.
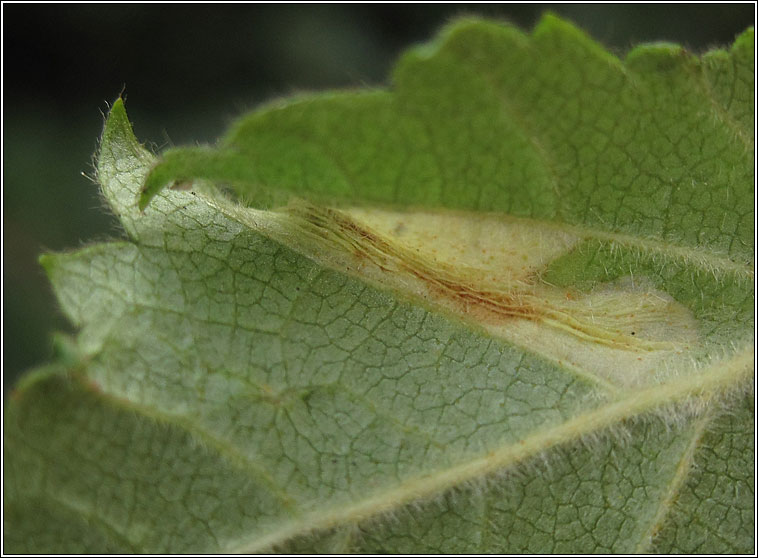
[283,203,685,353]
[282,204,681,352]
[337,215,546,326]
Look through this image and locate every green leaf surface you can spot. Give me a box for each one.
[4,15,754,554]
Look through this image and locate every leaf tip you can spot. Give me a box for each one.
[534,11,562,28]
[732,25,754,52]
[625,42,692,72]
[38,253,57,278]
[137,190,152,212]
[533,12,622,67]
[102,96,163,211]
[533,11,580,38]
[111,95,126,113]
[102,96,137,147]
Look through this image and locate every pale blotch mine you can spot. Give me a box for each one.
[209,197,700,389]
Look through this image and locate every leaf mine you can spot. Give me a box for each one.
[207,196,700,389]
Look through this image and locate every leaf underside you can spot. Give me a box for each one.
[4,15,754,554]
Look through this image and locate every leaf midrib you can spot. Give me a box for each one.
[224,345,752,553]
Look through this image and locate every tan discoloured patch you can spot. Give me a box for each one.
[344,207,580,287]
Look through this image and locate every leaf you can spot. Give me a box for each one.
[4,15,754,554]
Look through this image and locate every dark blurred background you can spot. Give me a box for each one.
[3,4,754,389]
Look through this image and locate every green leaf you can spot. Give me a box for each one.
[5,15,754,554]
